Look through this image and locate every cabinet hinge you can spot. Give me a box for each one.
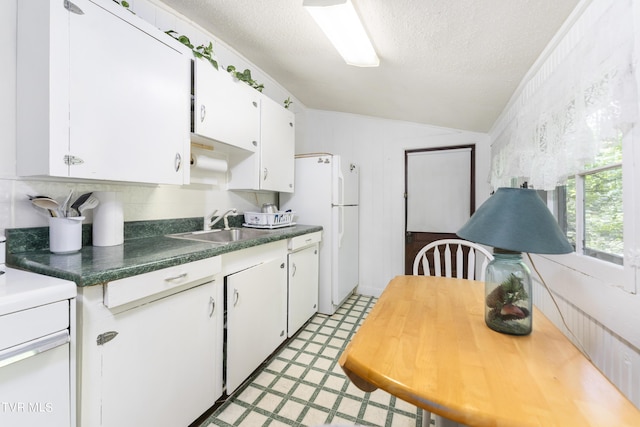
[64,155,85,166]
[97,331,118,346]
[64,0,84,14]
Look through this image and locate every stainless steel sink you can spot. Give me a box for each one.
[168,227,272,244]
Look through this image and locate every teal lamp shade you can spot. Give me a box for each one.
[457,187,573,335]
[456,187,573,254]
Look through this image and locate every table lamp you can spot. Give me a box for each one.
[457,187,573,335]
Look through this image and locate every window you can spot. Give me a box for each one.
[556,138,623,265]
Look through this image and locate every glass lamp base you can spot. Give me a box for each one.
[485,250,533,336]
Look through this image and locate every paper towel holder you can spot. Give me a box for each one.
[191,142,214,151]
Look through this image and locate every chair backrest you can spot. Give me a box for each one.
[412,238,494,281]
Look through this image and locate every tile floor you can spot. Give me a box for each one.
[197,294,424,427]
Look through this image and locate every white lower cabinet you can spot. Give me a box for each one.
[77,258,223,427]
[225,255,287,393]
[287,243,320,337]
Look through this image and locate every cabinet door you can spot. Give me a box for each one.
[67,0,190,184]
[193,59,260,152]
[260,96,295,192]
[288,244,319,337]
[226,257,287,393]
[100,280,222,427]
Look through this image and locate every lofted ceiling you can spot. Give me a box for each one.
[159,0,580,133]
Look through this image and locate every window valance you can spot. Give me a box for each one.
[490,0,638,191]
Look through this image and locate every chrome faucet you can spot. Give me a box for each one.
[205,208,237,230]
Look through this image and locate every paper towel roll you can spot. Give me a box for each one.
[191,155,228,173]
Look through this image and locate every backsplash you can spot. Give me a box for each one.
[5,215,247,253]
[0,178,274,237]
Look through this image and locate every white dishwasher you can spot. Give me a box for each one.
[0,264,77,427]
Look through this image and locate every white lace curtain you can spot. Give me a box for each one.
[490,0,638,191]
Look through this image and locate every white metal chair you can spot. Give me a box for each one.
[413,239,493,427]
[412,238,493,281]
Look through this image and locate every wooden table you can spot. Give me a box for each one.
[338,275,640,427]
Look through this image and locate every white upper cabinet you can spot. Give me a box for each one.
[192,59,260,152]
[17,0,191,185]
[227,95,295,193]
[260,95,296,192]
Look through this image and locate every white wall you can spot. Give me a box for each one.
[302,110,491,296]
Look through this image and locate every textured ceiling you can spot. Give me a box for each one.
[159,0,580,132]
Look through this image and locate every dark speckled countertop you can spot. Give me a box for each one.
[5,217,322,287]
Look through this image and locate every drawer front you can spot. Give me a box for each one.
[289,231,322,251]
[0,300,70,349]
[104,257,221,308]
[288,232,322,251]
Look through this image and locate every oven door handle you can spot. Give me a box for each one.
[0,330,69,369]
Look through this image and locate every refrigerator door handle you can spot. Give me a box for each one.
[338,205,344,249]
[337,165,345,205]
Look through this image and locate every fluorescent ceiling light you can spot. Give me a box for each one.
[303,0,379,67]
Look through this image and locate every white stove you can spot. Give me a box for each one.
[0,257,77,427]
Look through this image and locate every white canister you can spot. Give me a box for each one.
[92,192,124,247]
[0,235,6,267]
[49,217,85,254]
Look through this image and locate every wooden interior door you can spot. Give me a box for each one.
[404,146,475,274]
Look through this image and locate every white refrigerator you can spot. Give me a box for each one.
[280,154,359,315]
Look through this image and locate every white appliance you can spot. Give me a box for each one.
[0,240,77,427]
[280,154,359,315]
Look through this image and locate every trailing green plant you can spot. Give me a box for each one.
[284,97,293,109]
[165,30,218,70]
[226,66,264,92]
[164,31,265,93]
[112,0,134,13]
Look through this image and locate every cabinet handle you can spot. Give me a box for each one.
[252,101,258,108]
[233,289,239,307]
[263,168,268,181]
[64,0,84,14]
[200,104,206,122]
[174,153,182,172]
[252,140,258,147]
[97,331,118,346]
[209,297,215,318]
[292,262,297,277]
[165,272,187,282]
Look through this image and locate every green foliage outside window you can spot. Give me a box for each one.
[562,138,623,264]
